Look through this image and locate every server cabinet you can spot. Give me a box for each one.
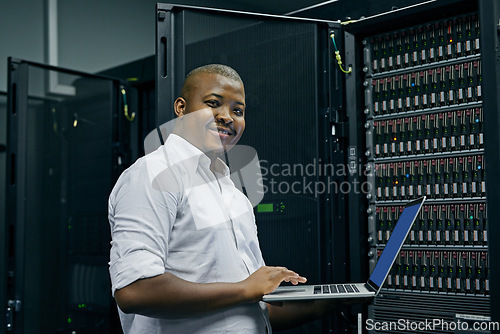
[0,91,8,332]
[155,4,354,333]
[4,59,131,333]
[341,0,500,332]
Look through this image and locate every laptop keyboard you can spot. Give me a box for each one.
[314,284,360,294]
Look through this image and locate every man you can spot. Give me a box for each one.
[109,64,337,333]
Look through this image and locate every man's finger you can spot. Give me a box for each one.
[289,276,307,284]
[282,275,307,284]
[272,266,307,284]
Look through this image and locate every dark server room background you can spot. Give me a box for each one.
[1,0,500,333]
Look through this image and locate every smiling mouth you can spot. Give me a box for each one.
[217,128,232,135]
[209,129,233,141]
[207,123,234,137]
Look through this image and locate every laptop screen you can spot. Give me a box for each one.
[368,199,423,288]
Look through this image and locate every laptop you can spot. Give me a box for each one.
[262,196,426,302]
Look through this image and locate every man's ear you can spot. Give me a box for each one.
[174,97,187,117]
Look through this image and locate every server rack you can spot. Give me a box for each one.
[155,4,352,333]
[341,0,500,332]
[0,91,7,333]
[4,59,131,333]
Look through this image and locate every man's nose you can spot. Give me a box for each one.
[215,106,233,124]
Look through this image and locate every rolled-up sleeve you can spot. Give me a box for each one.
[108,155,179,296]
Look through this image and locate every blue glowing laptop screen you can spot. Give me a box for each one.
[369,202,422,288]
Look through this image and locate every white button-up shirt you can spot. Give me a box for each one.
[109,134,270,333]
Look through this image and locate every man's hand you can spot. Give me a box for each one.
[240,266,307,303]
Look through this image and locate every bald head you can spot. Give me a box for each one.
[180,64,243,100]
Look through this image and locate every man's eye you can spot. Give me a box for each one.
[234,109,244,116]
[206,100,220,107]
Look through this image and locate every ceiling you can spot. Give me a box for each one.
[175,0,426,22]
[226,0,339,15]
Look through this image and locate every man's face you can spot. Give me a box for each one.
[174,73,246,157]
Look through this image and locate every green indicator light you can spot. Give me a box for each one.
[470,215,474,219]
[257,203,274,213]
[67,317,72,323]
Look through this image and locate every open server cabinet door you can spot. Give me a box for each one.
[341,0,500,332]
[156,4,354,333]
[4,59,130,333]
[0,91,7,332]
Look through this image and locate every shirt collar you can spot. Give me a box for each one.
[164,134,230,177]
